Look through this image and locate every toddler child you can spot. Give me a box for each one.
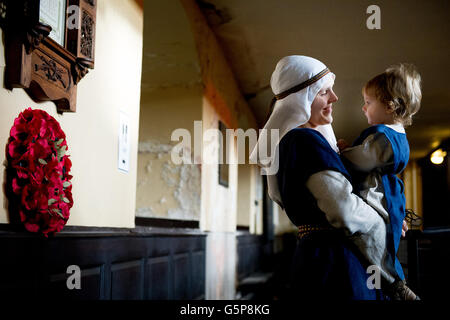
[338,63,422,300]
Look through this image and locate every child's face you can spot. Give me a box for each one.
[362,89,393,125]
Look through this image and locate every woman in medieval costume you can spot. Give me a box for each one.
[250,55,407,300]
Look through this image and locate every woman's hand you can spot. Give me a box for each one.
[337,139,350,151]
[401,220,408,237]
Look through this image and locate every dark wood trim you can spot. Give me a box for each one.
[236,225,250,231]
[135,217,199,229]
[0,223,206,238]
[422,227,450,235]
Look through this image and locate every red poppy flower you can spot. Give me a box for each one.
[6,108,72,237]
[7,139,23,159]
[12,178,22,194]
[24,220,40,233]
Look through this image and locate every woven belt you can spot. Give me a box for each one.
[297,224,334,239]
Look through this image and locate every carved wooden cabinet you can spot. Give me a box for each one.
[0,0,97,112]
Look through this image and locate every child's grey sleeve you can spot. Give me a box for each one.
[340,132,394,172]
[306,170,396,283]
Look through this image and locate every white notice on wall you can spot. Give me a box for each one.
[118,112,130,173]
[39,0,66,47]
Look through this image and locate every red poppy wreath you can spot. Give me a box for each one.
[5,108,73,237]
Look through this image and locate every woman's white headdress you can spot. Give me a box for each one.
[249,55,338,208]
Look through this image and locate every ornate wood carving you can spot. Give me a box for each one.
[35,53,68,89]
[72,58,90,85]
[25,23,51,54]
[84,0,95,7]
[0,0,97,113]
[80,10,94,59]
[67,0,96,69]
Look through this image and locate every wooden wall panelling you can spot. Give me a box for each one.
[110,259,145,300]
[173,253,190,300]
[406,230,450,300]
[236,233,263,281]
[0,238,41,298]
[47,265,105,300]
[191,250,206,299]
[40,237,111,299]
[0,231,207,300]
[147,256,170,300]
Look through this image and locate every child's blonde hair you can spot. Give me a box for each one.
[363,63,422,126]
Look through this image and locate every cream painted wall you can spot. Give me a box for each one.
[177,0,259,300]
[137,87,202,220]
[0,0,143,228]
[273,202,297,235]
[180,0,257,132]
[250,166,264,234]
[403,160,423,229]
[136,0,203,221]
[200,98,238,232]
[237,164,251,227]
[141,0,201,91]
[237,164,264,234]
[138,0,258,225]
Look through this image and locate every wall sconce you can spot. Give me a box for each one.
[430,149,447,165]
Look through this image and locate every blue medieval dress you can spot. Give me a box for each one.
[276,127,386,300]
[341,124,410,282]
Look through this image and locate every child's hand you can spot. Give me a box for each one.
[337,139,350,151]
[401,220,408,237]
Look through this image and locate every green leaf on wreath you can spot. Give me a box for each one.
[38,158,48,165]
[48,198,57,205]
[56,138,64,146]
[58,145,67,160]
[62,197,70,203]
[63,181,71,188]
[51,208,64,218]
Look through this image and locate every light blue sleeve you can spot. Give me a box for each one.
[340,132,394,172]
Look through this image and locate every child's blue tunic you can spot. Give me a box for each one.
[277,128,385,300]
[350,124,409,281]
